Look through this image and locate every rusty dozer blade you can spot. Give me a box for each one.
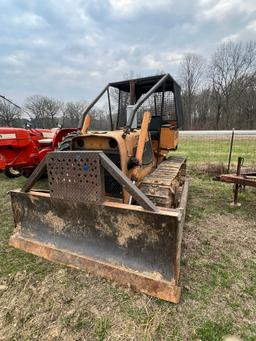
[9,151,188,303]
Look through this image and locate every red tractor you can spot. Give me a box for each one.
[0,127,77,177]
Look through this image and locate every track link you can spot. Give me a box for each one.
[140,156,186,208]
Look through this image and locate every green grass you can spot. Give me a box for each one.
[0,137,255,340]
[196,320,234,341]
[176,136,256,169]
[0,175,59,279]
[94,318,111,341]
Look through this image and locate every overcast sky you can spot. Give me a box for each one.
[1,0,256,104]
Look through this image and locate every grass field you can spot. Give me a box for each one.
[176,136,256,170]
[0,138,255,340]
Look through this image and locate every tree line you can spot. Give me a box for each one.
[0,95,111,130]
[1,40,255,130]
[180,40,256,130]
[0,95,84,129]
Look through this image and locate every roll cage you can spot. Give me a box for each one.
[79,74,184,133]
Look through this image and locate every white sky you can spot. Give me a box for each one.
[0,0,256,104]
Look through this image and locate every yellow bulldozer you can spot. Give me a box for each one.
[9,74,188,303]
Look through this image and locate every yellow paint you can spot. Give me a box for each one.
[160,127,179,150]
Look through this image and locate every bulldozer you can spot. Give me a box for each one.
[9,74,188,303]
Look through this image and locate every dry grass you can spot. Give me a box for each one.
[0,170,255,340]
[0,134,256,340]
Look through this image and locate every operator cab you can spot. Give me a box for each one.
[73,74,184,200]
[80,74,183,153]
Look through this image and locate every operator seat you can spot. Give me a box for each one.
[148,116,162,140]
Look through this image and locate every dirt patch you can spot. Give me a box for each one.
[184,213,256,256]
[113,214,160,247]
[191,162,227,175]
[42,211,65,232]
[115,215,144,247]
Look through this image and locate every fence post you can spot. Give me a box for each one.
[227,128,235,173]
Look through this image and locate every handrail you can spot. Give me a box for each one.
[78,85,109,129]
[125,74,169,133]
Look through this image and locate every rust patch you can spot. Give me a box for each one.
[8,234,181,303]
[140,271,164,281]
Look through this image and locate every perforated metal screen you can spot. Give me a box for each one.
[136,91,176,125]
[117,90,176,127]
[47,151,104,203]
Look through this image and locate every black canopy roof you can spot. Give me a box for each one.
[80,73,184,130]
[109,74,180,97]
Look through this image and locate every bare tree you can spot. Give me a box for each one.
[62,101,86,128]
[179,53,205,129]
[233,73,256,129]
[193,88,212,129]
[25,95,62,128]
[62,100,111,130]
[0,98,21,126]
[209,41,256,129]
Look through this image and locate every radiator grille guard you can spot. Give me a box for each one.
[46,151,104,203]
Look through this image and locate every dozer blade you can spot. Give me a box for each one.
[9,151,188,303]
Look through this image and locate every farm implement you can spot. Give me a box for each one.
[0,126,76,177]
[216,156,256,206]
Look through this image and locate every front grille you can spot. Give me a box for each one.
[104,152,123,198]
